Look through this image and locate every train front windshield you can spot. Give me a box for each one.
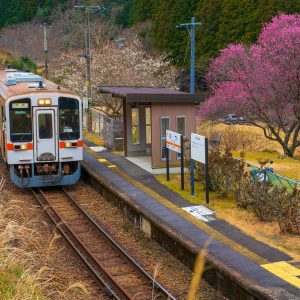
[9,98,32,142]
[59,97,80,140]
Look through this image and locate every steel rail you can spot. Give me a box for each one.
[61,188,176,300]
[32,187,176,300]
[31,188,130,299]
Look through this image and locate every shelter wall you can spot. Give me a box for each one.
[151,103,196,168]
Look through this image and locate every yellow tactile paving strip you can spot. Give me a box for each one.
[84,146,300,288]
[261,262,300,288]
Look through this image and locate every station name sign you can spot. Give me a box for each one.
[166,130,182,153]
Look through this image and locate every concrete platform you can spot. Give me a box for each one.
[125,156,187,174]
[81,142,300,300]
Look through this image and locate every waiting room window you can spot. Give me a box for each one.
[176,116,186,159]
[131,108,140,144]
[146,107,151,144]
[161,117,170,160]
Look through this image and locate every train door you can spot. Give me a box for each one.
[33,107,58,162]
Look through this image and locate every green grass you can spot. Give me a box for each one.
[0,263,46,300]
[0,265,24,299]
[232,151,300,182]
[155,174,236,211]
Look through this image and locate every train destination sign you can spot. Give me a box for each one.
[191,133,206,164]
[166,130,182,153]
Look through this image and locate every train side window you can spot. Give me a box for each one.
[59,97,80,140]
[9,98,32,142]
[38,113,53,139]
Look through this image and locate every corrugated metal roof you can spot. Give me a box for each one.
[99,86,186,97]
[98,86,204,103]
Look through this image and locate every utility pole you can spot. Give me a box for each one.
[177,17,201,199]
[42,23,51,78]
[177,17,201,95]
[75,5,103,132]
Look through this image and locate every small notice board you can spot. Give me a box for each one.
[190,133,209,203]
[191,133,206,164]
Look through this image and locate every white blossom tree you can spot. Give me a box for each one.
[51,38,178,117]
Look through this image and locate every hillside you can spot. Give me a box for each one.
[116,0,300,66]
[1,0,300,92]
[0,0,127,29]
[0,0,67,28]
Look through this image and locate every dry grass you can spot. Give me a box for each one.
[197,122,300,181]
[0,166,91,299]
[187,239,211,300]
[0,201,91,299]
[0,51,13,68]
[197,122,300,158]
[83,130,105,146]
[155,174,300,262]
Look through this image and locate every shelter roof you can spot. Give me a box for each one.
[98,86,204,103]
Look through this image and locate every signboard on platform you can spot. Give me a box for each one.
[191,133,206,164]
[90,146,106,152]
[166,130,182,153]
[190,133,209,204]
[182,205,215,222]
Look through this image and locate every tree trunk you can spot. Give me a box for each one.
[283,146,295,158]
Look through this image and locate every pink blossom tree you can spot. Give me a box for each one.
[200,14,300,157]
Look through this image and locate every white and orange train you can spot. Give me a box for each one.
[0,68,83,187]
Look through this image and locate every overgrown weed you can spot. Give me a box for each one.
[0,166,90,299]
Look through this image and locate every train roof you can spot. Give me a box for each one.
[0,69,77,103]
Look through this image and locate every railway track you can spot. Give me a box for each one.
[31,187,176,300]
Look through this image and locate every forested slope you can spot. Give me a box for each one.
[1,0,299,68]
[116,0,300,65]
[0,0,68,28]
[0,0,125,29]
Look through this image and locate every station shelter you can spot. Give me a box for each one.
[98,87,202,169]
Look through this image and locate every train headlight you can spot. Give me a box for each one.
[65,142,72,148]
[59,141,82,148]
[14,144,29,150]
[38,98,52,106]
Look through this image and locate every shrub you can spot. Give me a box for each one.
[241,181,281,221]
[5,56,37,73]
[238,180,300,235]
[220,126,269,153]
[190,150,245,198]
[276,189,300,235]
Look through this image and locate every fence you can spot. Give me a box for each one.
[208,146,300,192]
[91,109,124,151]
